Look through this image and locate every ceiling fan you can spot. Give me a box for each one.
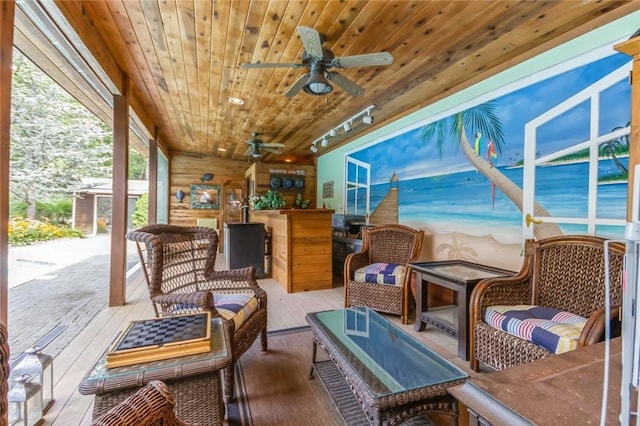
[241,26,393,98]
[244,131,284,159]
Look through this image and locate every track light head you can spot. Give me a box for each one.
[310,144,318,153]
[329,128,337,138]
[321,137,328,147]
[343,121,352,132]
[363,114,374,125]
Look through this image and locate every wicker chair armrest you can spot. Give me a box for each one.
[344,252,369,280]
[470,273,533,323]
[152,290,218,314]
[206,266,254,282]
[91,380,187,426]
[579,304,621,347]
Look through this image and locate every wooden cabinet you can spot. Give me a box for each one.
[250,209,334,292]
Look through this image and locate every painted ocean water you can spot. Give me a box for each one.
[368,159,627,242]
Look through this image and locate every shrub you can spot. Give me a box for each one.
[8,218,84,246]
[10,199,73,225]
[96,217,109,233]
[131,193,149,228]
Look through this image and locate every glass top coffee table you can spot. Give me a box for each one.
[306,307,467,425]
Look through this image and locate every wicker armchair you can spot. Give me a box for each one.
[126,224,267,402]
[0,322,8,424]
[344,224,424,324]
[91,381,187,426]
[470,235,624,372]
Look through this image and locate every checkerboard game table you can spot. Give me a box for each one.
[79,315,232,426]
[306,307,468,425]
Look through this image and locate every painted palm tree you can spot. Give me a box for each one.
[599,121,630,176]
[420,102,562,239]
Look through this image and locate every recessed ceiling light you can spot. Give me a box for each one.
[228,97,244,105]
[284,158,292,163]
[217,147,227,152]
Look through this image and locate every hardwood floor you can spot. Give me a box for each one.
[43,264,478,425]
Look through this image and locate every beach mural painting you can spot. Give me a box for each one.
[346,46,631,248]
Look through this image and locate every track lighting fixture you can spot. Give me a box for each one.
[309,105,376,152]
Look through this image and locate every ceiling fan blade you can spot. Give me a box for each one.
[262,142,285,148]
[332,52,394,69]
[263,147,282,154]
[285,74,309,98]
[241,62,304,69]
[297,26,324,59]
[326,72,364,97]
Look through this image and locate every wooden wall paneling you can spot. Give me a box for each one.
[109,75,129,307]
[169,154,249,227]
[0,0,15,328]
[245,162,316,209]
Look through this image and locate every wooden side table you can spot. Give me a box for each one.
[79,316,232,426]
[410,260,514,360]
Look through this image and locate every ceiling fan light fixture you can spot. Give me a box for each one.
[303,66,333,95]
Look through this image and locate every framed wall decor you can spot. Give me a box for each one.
[190,184,220,209]
[322,181,334,199]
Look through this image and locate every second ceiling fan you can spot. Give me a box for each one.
[244,131,284,160]
[241,26,393,98]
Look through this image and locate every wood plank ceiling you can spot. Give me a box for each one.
[43,1,640,164]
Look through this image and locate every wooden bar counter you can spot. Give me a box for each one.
[250,208,334,293]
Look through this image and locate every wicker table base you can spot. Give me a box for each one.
[92,373,224,426]
[80,317,232,426]
[307,308,466,426]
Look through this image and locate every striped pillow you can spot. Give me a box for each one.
[485,305,587,354]
[214,293,259,330]
[354,263,406,286]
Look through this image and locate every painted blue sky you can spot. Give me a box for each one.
[350,52,631,185]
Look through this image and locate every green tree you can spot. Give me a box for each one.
[420,102,562,239]
[10,51,111,219]
[131,193,149,228]
[129,147,147,180]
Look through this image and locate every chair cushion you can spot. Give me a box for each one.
[485,305,587,354]
[214,293,259,330]
[354,263,406,286]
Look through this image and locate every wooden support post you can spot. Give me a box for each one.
[0,1,15,327]
[615,35,640,220]
[109,74,129,306]
[147,128,158,225]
